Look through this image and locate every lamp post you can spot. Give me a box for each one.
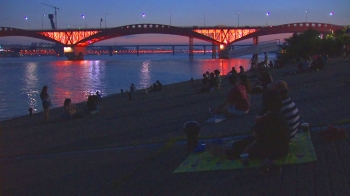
[82,14,85,28]
[204,14,206,26]
[266,12,270,26]
[105,13,108,28]
[169,12,171,26]
[329,12,334,24]
[42,14,45,29]
[238,11,240,27]
[305,10,308,22]
[24,16,29,29]
[142,13,145,23]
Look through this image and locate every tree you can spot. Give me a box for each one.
[278,28,346,62]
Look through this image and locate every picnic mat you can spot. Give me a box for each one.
[173,131,317,173]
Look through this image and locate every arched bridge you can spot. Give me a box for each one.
[0,22,344,60]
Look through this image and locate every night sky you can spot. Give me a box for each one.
[0,0,349,45]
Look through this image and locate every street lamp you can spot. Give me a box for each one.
[105,13,108,28]
[266,12,270,26]
[24,16,29,29]
[329,12,334,24]
[305,10,308,22]
[82,14,85,28]
[204,14,206,26]
[169,12,171,26]
[42,14,45,29]
[142,13,146,23]
[238,11,240,27]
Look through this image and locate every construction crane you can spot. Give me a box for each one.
[41,2,59,29]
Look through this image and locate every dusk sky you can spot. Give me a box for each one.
[0,0,349,45]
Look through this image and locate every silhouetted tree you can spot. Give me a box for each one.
[278,28,347,62]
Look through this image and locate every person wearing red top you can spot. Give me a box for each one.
[213,74,250,116]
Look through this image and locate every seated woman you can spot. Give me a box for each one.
[239,74,252,101]
[207,91,289,172]
[252,69,273,94]
[212,74,249,116]
[61,98,80,119]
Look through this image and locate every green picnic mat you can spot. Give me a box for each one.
[173,131,317,173]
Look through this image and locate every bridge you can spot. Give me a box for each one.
[0,22,344,60]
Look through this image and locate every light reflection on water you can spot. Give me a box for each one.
[140,60,151,89]
[0,54,274,120]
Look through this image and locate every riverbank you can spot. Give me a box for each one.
[1,57,350,195]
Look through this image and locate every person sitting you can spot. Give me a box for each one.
[84,95,99,114]
[96,91,102,103]
[239,66,244,75]
[268,80,300,140]
[207,91,290,173]
[259,69,273,89]
[239,74,252,101]
[150,80,163,92]
[156,80,162,90]
[202,73,209,86]
[214,69,221,89]
[130,83,138,93]
[268,61,274,68]
[228,67,238,76]
[252,69,273,94]
[211,74,249,116]
[61,98,80,119]
[198,72,216,93]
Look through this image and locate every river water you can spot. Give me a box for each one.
[0,53,273,121]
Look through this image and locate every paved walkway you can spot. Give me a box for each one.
[1,58,350,195]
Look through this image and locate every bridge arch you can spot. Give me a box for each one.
[0,27,63,44]
[77,24,220,46]
[230,22,344,44]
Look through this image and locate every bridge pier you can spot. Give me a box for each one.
[64,46,86,60]
[212,43,216,59]
[172,45,175,55]
[109,46,113,56]
[137,46,139,55]
[203,46,206,55]
[53,45,64,57]
[189,37,194,60]
[219,44,230,59]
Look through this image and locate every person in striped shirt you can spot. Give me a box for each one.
[268,80,300,140]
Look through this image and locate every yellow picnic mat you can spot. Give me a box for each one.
[173,131,317,173]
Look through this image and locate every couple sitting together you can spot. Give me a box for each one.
[208,77,300,174]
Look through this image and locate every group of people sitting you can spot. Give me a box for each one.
[208,74,300,174]
[61,91,101,120]
[198,69,222,93]
[149,80,163,92]
[297,54,326,73]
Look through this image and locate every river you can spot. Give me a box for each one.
[0,53,274,120]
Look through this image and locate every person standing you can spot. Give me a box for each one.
[40,86,51,122]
